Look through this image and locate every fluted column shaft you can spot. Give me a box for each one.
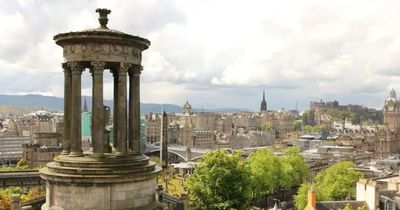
[69,62,83,157]
[90,61,105,156]
[61,65,72,155]
[128,66,142,154]
[115,63,129,154]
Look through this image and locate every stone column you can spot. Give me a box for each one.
[90,61,105,156]
[61,64,72,155]
[69,61,83,157]
[112,69,119,151]
[115,63,129,154]
[128,65,141,154]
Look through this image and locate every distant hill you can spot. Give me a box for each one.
[0,94,64,111]
[0,94,181,113]
[0,94,248,114]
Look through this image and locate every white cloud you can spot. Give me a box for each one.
[1,0,400,110]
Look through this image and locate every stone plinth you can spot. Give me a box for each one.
[40,154,161,210]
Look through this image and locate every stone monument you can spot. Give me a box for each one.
[39,8,161,210]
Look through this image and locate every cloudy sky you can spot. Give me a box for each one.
[1,0,400,111]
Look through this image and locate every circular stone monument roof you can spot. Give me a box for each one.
[53,8,150,50]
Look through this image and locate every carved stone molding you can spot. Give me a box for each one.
[63,44,141,59]
[67,61,83,74]
[90,61,106,74]
[128,65,142,77]
[119,63,132,76]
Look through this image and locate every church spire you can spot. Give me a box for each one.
[260,90,267,112]
[263,90,265,101]
[83,97,88,112]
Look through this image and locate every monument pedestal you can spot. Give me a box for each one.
[40,154,161,210]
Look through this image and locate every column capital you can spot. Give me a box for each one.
[128,65,142,77]
[90,61,106,74]
[67,61,84,74]
[118,63,131,76]
[62,64,71,73]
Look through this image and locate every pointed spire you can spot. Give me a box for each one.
[83,97,88,112]
[260,90,267,112]
[263,90,266,101]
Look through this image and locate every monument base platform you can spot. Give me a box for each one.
[39,154,162,210]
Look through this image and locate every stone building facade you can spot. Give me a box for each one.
[22,132,62,167]
[375,89,400,158]
[145,113,161,143]
[0,134,32,164]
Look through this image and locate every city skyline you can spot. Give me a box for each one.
[1,0,400,110]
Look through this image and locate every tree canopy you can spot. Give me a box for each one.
[293,120,302,131]
[187,148,309,209]
[247,147,309,197]
[187,150,251,210]
[281,147,310,187]
[294,161,363,209]
[261,124,275,131]
[247,149,282,196]
[316,161,363,200]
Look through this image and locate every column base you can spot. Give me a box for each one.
[115,152,130,157]
[60,150,70,155]
[68,151,83,157]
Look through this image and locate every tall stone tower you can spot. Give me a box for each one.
[182,117,193,147]
[260,90,267,112]
[383,88,400,132]
[40,8,161,210]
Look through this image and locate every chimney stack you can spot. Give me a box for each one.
[304,185,316,210]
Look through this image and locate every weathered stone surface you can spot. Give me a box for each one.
[41,176,158,210]
[61,43,143,64]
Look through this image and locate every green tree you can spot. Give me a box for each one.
[261,124,275,131]
[312,125,321,133]
[294,161,363,209]
[281,147,309,187]
[187,150,251,210]
[316,161,363,200]
[304,125,313,133]
[293,121,302,131]
[247,149,283,197]
[3,187,23,197]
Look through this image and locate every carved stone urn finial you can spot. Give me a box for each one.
[96,8,111,29]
